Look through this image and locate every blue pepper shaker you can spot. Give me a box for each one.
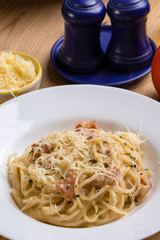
[57,0,106,73]
[106,0,153,71]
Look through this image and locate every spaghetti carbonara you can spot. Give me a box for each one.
[8,121,152,227]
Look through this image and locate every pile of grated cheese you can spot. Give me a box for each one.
[0,51,37,92]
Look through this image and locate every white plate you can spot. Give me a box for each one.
[0,85,160,240]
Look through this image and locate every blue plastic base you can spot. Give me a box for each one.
[50,25,157,87]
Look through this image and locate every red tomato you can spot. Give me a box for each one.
[151,46,160,95]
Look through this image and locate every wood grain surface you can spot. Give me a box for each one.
[0,0,160,239]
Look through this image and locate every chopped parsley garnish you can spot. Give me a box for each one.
[96,210,99,215]
[131,164,137,168]
[29,179,33,183]
[60,176,64,179]
[124,142,127,146]
[127,153,136,161]
[130,156,136,161]
[75,194,80,198]
[66,186,70,189]
[90,159,97,164]
[144,168,149,171]
[34,186,37,188]
[66,172,70,177]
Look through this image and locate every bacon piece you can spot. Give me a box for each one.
[91,166,120,187]
[91,175,107,187]
[74,121,99,130]
[76,128,98,140]
[105,148,111,156]
[31,140,55,158]
[56,170,78,200]
[74,121,99,140]
[41,143,54,153]
[111,166,120,178]
[135,175,152,202]
[32,143,39,148]
[79,174,88,183]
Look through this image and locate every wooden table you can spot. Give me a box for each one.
[0,0,160,239]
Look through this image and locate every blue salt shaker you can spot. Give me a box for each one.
[106,0,153,71]
[57,0,106,73]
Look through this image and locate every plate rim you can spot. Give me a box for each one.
[0,84,160,240]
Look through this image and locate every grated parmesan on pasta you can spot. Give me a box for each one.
[0,51,37,92]
[8,121,152,228]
